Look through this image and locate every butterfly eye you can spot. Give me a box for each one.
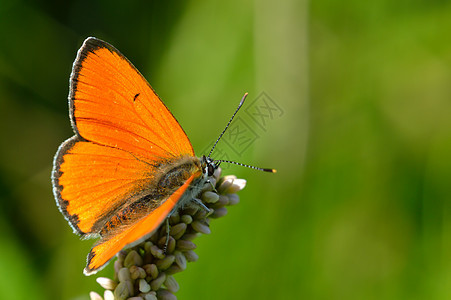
[207,163,217,176]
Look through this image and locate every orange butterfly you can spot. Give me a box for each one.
[52,37,274,275]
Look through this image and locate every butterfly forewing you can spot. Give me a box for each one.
[70,38,194,160]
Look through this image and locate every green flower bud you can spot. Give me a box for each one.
[150,273,166,291]
[191,220,211,234]
[176,240,196,251]
[96,277,117,290]
[157,289,177,300]
[124,250,143,268]
[89,291,102,300]
[164,275,180,293]
[156,254,175,271]
[139,278,151,293]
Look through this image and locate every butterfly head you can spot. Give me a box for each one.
[201,155,220,178]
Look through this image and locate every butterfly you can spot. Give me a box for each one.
[52,37,275,275]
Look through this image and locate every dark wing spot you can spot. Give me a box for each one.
[133,93,140,102]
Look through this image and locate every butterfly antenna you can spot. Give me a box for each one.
[208,93,248,158]
[214,159,276,173]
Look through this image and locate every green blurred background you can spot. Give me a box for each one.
[0,0,450,299]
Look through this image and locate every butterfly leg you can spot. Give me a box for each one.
[163,217,171,253]
[205,179,217,193]
[192,198,213,217]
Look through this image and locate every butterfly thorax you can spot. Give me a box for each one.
[152,155,203,198]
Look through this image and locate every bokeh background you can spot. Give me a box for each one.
[0,0,450,299]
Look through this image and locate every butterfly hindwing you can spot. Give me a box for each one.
[84,172,199,275]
